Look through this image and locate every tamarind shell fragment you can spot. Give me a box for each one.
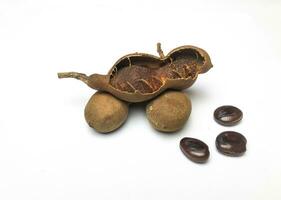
[58,44,212,103]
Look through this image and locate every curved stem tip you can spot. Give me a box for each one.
[57,72,89,85]
[157,42,165,59]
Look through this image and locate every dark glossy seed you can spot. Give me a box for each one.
[216,131,247,156]
[180,137,210,163]
[214,105,243,126]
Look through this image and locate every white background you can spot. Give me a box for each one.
[0,0,281,199]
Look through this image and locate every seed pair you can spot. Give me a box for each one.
[214,105,246,156]
[180,105,246,163]
[84,90,191,133]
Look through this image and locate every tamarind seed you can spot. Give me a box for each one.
[180,137,210,163]
[84,91,129,133]
[214,105,243,126]
[58,43,212,103]
[216,131,247,156]
[146,91,191,132]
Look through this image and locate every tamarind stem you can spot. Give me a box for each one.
[57,72,89,85]
[157,42,165,59]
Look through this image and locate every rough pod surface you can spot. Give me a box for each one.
[146,90,192,132]
[58,43,212,102]
[84,91,129,133]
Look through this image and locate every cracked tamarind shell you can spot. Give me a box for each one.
[84,91,129,133]
[146,91,191,132]
[58,43,212,103]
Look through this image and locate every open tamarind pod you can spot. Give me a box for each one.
[58,43,212,102]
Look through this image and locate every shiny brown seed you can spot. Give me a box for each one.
[216,131,247,156]
[180,137,210,163]
[214,105,243,126]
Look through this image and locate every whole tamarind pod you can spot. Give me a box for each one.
[146,90,192,132]
[84,91,129,133]
[58,43,212,102]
